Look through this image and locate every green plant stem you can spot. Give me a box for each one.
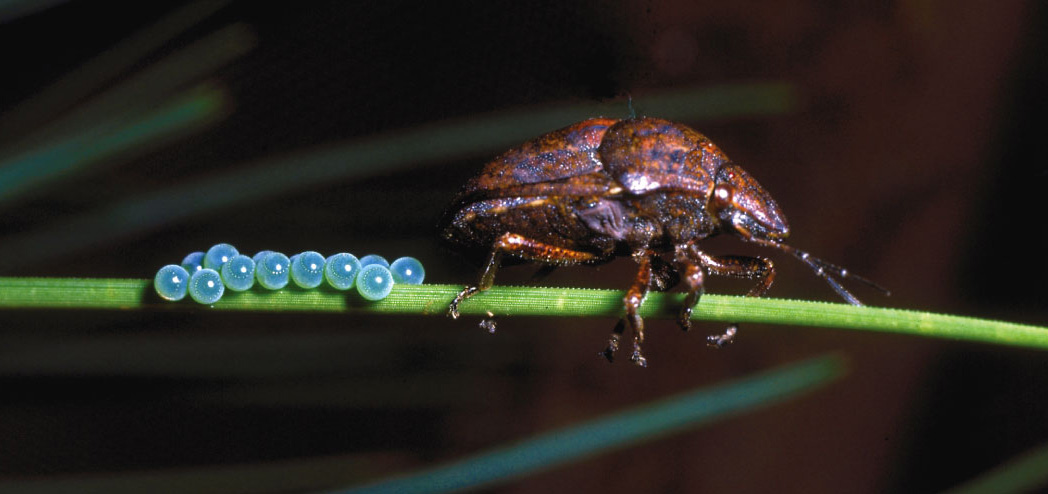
[2,277,1046,350]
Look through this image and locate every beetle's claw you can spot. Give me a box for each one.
[600,333,621,362]
[707,325,738,349]
[630,344,648,368]
[677,308,693,332]
[447,304,461,319]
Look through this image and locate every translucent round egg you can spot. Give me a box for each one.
[189,268,224,304]
[290,251,325,289]
[358,254,389,269]
[221,254,256,292]
[324,252,361,290]
[181,251,205,274]
[204,243,238,270]
[356,264,394,301]
[154,264,190,301]
[256,252,290,290]
[389,256,425,285]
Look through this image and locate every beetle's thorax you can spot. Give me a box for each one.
[630,193,717,248]
[590,117,732,251]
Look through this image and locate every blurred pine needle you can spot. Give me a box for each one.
[0,353,847,494]
[0,81,795,271]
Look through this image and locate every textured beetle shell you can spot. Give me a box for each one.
[463,118,618,196]
[442,117,736,258]
[600,118,729,196]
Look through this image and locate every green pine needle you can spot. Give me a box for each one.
[1,277,1046,350]
[335,353,847,494]
[944,440,1048,494]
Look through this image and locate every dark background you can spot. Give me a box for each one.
[1,1,1047,492]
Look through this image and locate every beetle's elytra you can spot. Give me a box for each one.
[441,117,885,366]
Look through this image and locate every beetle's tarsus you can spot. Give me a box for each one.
[677,308,693,332]
[630,346,648,367]
[707,325,738,348]
[601,333,621,362]
[600,319,626,362]
[479,318,497,334]
[447,285,479,319]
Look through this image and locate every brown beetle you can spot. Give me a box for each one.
[441,117,885,366]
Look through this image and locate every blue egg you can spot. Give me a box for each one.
[389,256,425,285]
[221,254,256,292]
[359,254,389,269]
[252,250,274,265]
[356,264,394,301]
[181,251,205,273]
[291,250,325,289]
[324,253,361,290]
[204,243,238,270]
[189,268,224,304]
[154,264,190,301]
[256,252,290,290]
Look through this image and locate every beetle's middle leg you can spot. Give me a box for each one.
[602,253,674,365]
[448,232,602,324]
[621,250,654,367]
[687,245,775,348]
[673,243,706,333]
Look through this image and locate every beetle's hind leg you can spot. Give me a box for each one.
[686,245,775,348]
[448,232,602,331]
[447,247,501,320]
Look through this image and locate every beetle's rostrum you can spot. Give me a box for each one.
[441,117,886,366]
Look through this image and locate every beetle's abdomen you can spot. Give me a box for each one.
[599,117,727,197]
[464,118,619,195]
[443,196,615,258]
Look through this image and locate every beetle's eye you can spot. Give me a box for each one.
[711,184,733,211]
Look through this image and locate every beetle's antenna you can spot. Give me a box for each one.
[753,239,890,306]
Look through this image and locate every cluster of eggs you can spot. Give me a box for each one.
[154,243,424,304]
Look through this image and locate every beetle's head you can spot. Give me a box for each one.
[709,164,790,241]
[708,163,890,306]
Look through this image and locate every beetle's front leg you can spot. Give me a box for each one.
[448,232,601,330]
[688,246,775,348]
